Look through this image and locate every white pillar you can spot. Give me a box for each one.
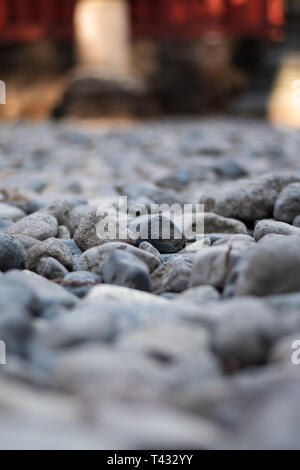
[74,0,131,79]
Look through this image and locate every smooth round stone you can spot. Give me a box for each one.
[214,159,247,179]
[254,219,300,241]
[60,239,82,256]
[189,247,228,290]
[57,225,71,239]
[200,172,300,222]
[204,213,247,235]
[75,242,161,275]
[0,203,26,222]
[293,215,300,228]
[175,285,220,304]
[12,234,40,251]
[0,217,13,232]
[5,270,78,312]
[151,256,192,294]
[0,278,37,312]
[87,284,169,306]
[0,233,25,272]
[101,250,152,292]
[7,213,58,241]
[61,271,101,298]
[37,257,69,280]
[0,310,34,358]
[210,298,277,370]
[129,214,186,254]
[26,238,73,272]
[138,241,163,262]
[274,183,300,223]
[235,235,300,296]
[74,208,137,252]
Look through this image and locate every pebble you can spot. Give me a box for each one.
[254,219,300,241]
[2,119,300,449]
[7,212,58,240]
[60,238,82,256]
[129,214,186,253]
[273,183,300,223]
[73,208,136,252]
[57,225,71,239]
[138,241,163,262]
[189,246,230,290]
[151,256,192,294]
[101,250,152,292]
[235,235,300,296]
[26,238,73,272]
[175,285,220,304]
[36,257,69,280]
[0,233,26,271]
[204,213,248,235]
[75,241,161,275]
[60,271,101,298]
[200,172,300,222]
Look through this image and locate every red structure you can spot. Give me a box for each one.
[0,0,284,42]
[131,0,285,39]
[0,0,76,41]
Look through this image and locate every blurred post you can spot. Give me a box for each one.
[74,0,131,79]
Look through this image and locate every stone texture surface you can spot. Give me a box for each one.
[1,119,300,449]
[74,209,136,251]
[7,212,58,240]
[0,233,26,272]
[26,238,73,272]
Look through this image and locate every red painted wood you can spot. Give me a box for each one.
[0,0,76,41]
[0,0,284,42]
[130,0,284,39]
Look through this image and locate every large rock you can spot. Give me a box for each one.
[254,219,300,241]
[0,233,25,272]
[236,235,300,296]
[200,172,300,222]
[274,183,300,223]
[7,212,58,240]
[26,238,73,272]
[73,209,136,252]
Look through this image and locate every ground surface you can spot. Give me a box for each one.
[1,117,300,449]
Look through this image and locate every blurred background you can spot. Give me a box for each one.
[0,0,298,125]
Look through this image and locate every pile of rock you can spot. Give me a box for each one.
[1,119,300,449]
